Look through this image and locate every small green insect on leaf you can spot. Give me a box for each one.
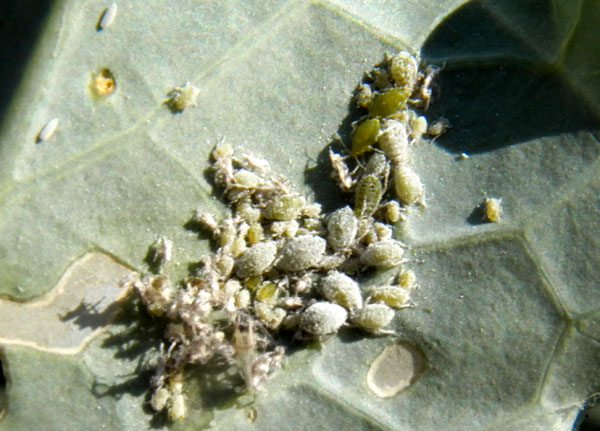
[369,87,411,118]
[354,174,382,218]
[351,118,381,157]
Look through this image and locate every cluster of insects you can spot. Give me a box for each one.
[125,139,418,420]
[330,50,447,215]
[123,50,440,421]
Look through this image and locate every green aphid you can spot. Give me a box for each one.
[354,174,382,218]
[369,88,410,118]
[351,118,380,157]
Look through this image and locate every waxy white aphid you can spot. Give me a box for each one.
[355,83,373,109]
[276,235,326,272]
[367,285,411,309]
[377,119,409,165]
[327,206,358,252]
[37,118,58,142]
[150,386,170,412]
[428,117,450,138]
[382,200,402,223]
[255,302,287,330]
[361,239,405,269]
[235,241,277,278]
[98,3,118,30]
[320,271,362,311]
[166,82,199,112]
[300,302,348,336]
[394,163,424,205]
[484,197,502,223]
[389,51,419,93]
[264,193,306,221]
[353,303,395,334]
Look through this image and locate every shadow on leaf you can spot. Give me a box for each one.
[421,0,600,155]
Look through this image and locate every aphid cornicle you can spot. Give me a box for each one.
[354,174,383,219]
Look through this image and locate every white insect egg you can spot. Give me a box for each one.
[300,302,348,336]
[367,285,411,309]
[37,118,59,142]
[353,303,395,333]
[98,3,118,30]
[320,271,363,311]
[394,163,424,205]
[484,197,502,223]
[327,206,358,252]
[234,241,277,278]
[377,119,409,164]
[276,235,326,272]
[360,239,405,269]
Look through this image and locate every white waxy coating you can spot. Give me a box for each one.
[320,271,362,311]
[327,206,358,251]
[99,3,118,30]
[367,343,425,398]
[367,286,410,309]
[235,241,277,278]
[360,239,404,269]
[377,119,409,164]
[150,387,170,412]
[37,118,59,142]
[276,235,326,272]
[300,302,348,336]
[353,303,395,332]
[394,163,424,205]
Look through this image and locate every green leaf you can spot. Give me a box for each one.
[1,0,600,430]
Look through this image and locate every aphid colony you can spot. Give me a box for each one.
[331,50,442,212]
[124,50,434,421]
[125,140,418,419]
